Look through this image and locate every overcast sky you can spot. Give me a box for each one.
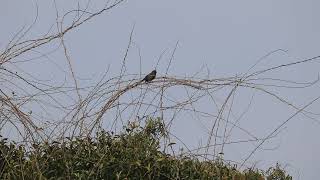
[1,0,320,179]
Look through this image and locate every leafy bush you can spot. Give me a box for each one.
[0,118,292,179]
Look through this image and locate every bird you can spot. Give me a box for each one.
[141,70,157,83]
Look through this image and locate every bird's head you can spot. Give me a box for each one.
[152,70,157,74]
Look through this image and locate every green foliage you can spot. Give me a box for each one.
[0,118,292,179]
[265,163,292,180]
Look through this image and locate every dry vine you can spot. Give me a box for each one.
[0,0,320,170]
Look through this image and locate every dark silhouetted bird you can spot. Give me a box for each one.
[141,70,157,82]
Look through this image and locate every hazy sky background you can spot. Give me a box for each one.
[1,0,320,179]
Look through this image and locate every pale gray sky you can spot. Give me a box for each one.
[1,0,320,179]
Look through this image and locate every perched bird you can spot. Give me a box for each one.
[141,70,157,82]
